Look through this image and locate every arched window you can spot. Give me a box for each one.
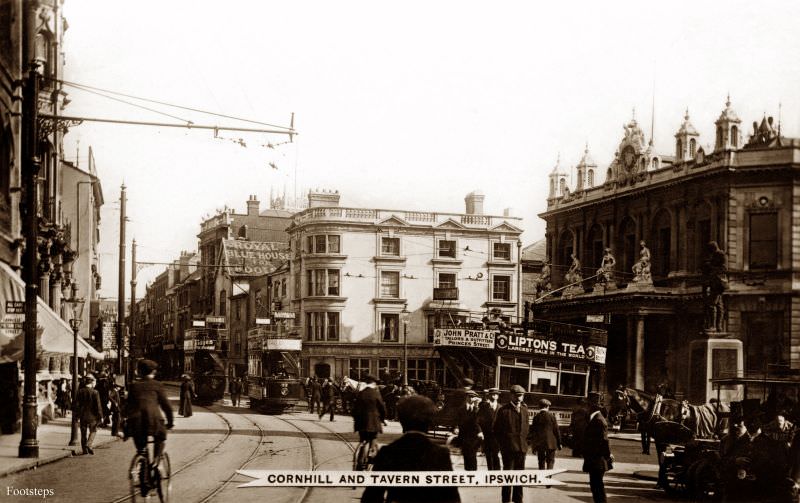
[587,169,594,187]
[587,224,604,273]
[694,202,712,272]
[731,126,738,147]
[716,128,723,149]
[618,217,636,279]
[557,230,575,288]
[676,139,683,159]
[690,138,697,156]
[559,178,566,196]
[549,178,555,196]
[606,168,613,182]
[652,157,660,170]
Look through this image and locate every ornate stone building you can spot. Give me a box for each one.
[536,98,799,403]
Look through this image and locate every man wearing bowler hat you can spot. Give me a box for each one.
[478,387,502,470]
[74,374,103,454]
[583,391,613,503]
[454,389,483,470]
[493,384,529,503]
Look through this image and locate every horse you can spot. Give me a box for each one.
[677,400,729,440]
[608,387,630,431]
[339,376,369,414]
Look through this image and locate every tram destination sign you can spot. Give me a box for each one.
[433,328,495,349]
[495,332,606,364]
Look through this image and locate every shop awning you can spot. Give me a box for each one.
[0,261,103,363]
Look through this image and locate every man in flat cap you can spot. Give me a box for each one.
[75,374,103,454]
[352,374,386,469]
[478,388,502,470]
[493,384,530,503]
[361,395,460,503]
[454,390,483,470]
[530,398,562,470]
[125,359,173,463]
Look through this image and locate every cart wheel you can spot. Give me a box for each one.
[688,459,720,501]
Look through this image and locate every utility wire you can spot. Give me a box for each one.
[59,79,294,131]
[65,82,194,124]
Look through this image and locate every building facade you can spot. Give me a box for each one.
[537,99,800,403]
[285,190,524,383]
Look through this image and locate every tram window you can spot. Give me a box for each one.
[499,367,529,391]
[559,372,587,396]
[531,370,558,394]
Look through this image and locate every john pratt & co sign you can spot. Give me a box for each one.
[494,332,606,364]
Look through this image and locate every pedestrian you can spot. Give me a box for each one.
[570,397,589,457]
[96,371,111,427]
[319,378,336,421]
[493,384,529,503]
[361,395,460,503]
[583,392,613,503]
[229,377,242,407]
[179,374,196,417]
[454,389,483,470]
[309,377,321,414]
[352,375,386,466]
[530,398,562,470]
[477,387,502,470]
[75,374,104,455]
[108,383,123,437]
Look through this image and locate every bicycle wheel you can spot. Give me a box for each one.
[353,442,367,471]
[155,452,172,503]
[129,453,150,502]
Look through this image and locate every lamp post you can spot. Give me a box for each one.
[401,304,410,386]
[63,288,84,446]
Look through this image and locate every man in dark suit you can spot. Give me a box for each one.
[125,359,174,462]
[352,375,386,466]
[361,395,460,503]
[477,387,501,470]
[493,384,529,503]
[75,374,104,454]
[309,377,321,414]
[583,392,613,503]
[319,378,336,421]
[454,390,483,470]
[530,398,562,470]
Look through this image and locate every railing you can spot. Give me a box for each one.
[292,206,522,228]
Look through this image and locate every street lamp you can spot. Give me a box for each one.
[401,303,410,387]
[63,286,84,447]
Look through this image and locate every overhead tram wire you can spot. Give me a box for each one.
[59,82,195,124]
[57,78,294,131]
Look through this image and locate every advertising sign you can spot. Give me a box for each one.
[433,329,495,349]
[265,339,302,351]
[494,332,606,364]
[206,316,225,324]
[273,312,295,319]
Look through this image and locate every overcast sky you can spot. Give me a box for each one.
[60,0,800,299]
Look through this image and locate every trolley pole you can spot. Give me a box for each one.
[19,64,41,459]
[117,184,126,380]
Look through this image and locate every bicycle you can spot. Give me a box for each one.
[129,440,171,502]
[353,438,379,471]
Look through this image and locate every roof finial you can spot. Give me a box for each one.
[726,93,731,108]
[585,141,589,153]
[685,108,690,121]
[632,106,636,121]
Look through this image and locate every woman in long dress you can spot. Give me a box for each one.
[179,374,196,417]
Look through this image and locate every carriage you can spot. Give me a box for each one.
[246,326,305,414]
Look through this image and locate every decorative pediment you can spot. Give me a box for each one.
[377,215,410,227]
[490,221,523,233]
[436,218,467,230]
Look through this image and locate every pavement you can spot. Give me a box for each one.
[0,413,121,479]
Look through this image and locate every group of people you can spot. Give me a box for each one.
[306,376,338,420]
[68,371,124,455]
[359,379,613,503]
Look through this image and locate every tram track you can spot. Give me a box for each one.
[109,402,234,503]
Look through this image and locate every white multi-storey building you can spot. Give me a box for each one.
[285,190,524,384]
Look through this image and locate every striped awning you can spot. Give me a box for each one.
[0,261,103,363]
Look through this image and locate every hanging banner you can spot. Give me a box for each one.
[433,328,495,349]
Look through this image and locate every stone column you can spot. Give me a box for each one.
[626,316,635,384]
[635,315,646,390]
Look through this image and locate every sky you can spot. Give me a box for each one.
[59,0,800,299]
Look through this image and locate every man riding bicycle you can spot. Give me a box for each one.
[125,359,174,463]
[352,375,386,468]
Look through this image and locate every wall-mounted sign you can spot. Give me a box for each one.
[586,314,605,323]
[265,339,302,351]
[206,316,225,324]
[433,328,495,349]
[273,312,296,319]
[255,318,271,325]
[433,288,459,301]
[5,301,25,314]
[192,320,206,328]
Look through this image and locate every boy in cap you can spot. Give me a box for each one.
[493,384,529,503]
[361,395,460,503]
[530,398,562,470]
[478,388,502,470]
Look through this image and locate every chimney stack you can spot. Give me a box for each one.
[246,195,260,216]
[308,188,341,208]
[465,190,485,215]
[503,208,516,218]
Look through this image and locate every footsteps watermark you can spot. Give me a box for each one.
[6,487,55,499]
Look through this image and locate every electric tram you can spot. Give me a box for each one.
[246,323,304,413]
[183,328,226,404]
